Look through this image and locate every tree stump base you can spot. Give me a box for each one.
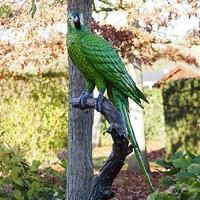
[70,95,133,200]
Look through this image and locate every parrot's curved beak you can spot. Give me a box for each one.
[73,15,81,30]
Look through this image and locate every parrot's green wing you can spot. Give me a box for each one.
[80,33,148,106]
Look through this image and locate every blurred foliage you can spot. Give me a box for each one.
[162,79,200,156]
[0,73,68,162]
[147,151,200,200]
[0,4,12,18]
[100,133,113,147]
[1,0,199,77]
[0,0,67,74]
[0,142,66,200]
[93,156,108,170]
[99,119,113,146]
[144,87,165,139]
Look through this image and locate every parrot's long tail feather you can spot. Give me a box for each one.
[121,104,154,192]
[108,86,154,192]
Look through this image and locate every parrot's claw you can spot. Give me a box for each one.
[96,92,104,112]
[78,91,91,109]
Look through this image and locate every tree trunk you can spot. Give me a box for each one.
[127,60,150,174]
[92,89,102,148]
[67,1,93,200]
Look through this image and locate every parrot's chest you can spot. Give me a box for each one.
[67,38,96,81]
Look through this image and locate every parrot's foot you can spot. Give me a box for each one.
[78,91,91,109]
[96,91,105,112]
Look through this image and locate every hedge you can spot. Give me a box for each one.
[144,87,165,139]
[162,78,200,156]
[0,73,68,162]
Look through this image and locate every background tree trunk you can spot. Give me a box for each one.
[127,11,150,173]
[127,60,150,173]
[67,1,93,200]
[92,89,102,148]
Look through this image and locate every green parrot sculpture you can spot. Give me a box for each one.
[67,11,154,192]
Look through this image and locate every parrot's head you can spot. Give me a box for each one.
[68,11,84,30]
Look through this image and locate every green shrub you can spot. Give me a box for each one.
[147,151,200,200]
[144,87,165,139]
[0,73,68,162]
[0,143,66,200]
[162,79,200,156]
[99,119,113,146]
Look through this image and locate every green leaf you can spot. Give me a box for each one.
[30,0,37,18]
[176,172,195,181]
[187,193,199,200]
[188,164,200,176]
[172,158,191,170]
[146,190,174,200]
[155,158,172,168]
[156,192,177,200]
[32,160,40,168]
[30,181,41,191]
[13,179,24,187]
[30,160,40,172]
[171,151,184,160]
[27,189,34,200]
[192,156,200,164]
[146,190,160,200]
[13,189,24,200]
[10,156,21,165]
[24,180,31,188]
[160,176,175,188]
[10,167,21,178]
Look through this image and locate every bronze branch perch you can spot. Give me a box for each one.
[70,95,133,200]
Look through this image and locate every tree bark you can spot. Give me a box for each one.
[67,1,93,200]
[127,10,150,173]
